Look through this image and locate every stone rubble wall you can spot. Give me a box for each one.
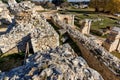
[0,11,59,53]
[0,44,103,80]
[30,14,59,53]
[51,14,120,80]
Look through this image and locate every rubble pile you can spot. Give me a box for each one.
[0,44,103,80]
[51,14,120,75]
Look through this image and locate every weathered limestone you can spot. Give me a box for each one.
[0,11,59,53]
[31,6,44,12]
[42,13,75,28]
[0,44,103,80]
[8,0,44,14]
[103,27,120,52]
[80,19,91,34]
[0,1,59,53]
[51,14,120,80]
[0,1,12,25]
[0,1,7,13]
[30,14,59,53]
[8,1,34,14]
[8,0,17,6]
[58,14,75,26]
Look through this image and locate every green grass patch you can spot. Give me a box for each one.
[91,17,117,30]
[0,52,24,71]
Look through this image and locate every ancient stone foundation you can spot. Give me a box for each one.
[103,27,120,53]
[79,19,91,34]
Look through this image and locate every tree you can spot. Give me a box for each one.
[90,0,120,14]
[89,0,106,12]
[105,0,120,14]
[52,0,68,6]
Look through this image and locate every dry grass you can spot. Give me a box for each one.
[111,51,120,59]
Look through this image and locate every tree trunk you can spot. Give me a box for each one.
[95,8,99,12]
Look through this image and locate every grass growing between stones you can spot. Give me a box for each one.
[59,8,119,30]
[75,13,117,30]
[91,17,117,30]
[0,52,24,71]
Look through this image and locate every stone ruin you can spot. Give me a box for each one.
[8,0,34,14]
[0,0,118,79]
[51,14,120,76]
[103,27,120,53]
[0,0,59,53]
[79,19,91,34]
[0,44,103,80]
[0,1,12,25]
[0,11,59,53]
[42,13,75,28]
[8,0,44,14]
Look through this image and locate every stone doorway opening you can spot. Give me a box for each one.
[64,18,68,24]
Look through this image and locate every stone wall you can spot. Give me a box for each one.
[0,11,59,54]
[42,13,75,27]
[51,14,120,80]
[103,27,120,53]
[70,35,120,80]
[30,14,59,53]
[79,19,91,34]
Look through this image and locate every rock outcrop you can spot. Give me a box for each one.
[0,44,103,80]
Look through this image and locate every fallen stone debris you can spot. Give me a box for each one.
[0,44,103,80]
